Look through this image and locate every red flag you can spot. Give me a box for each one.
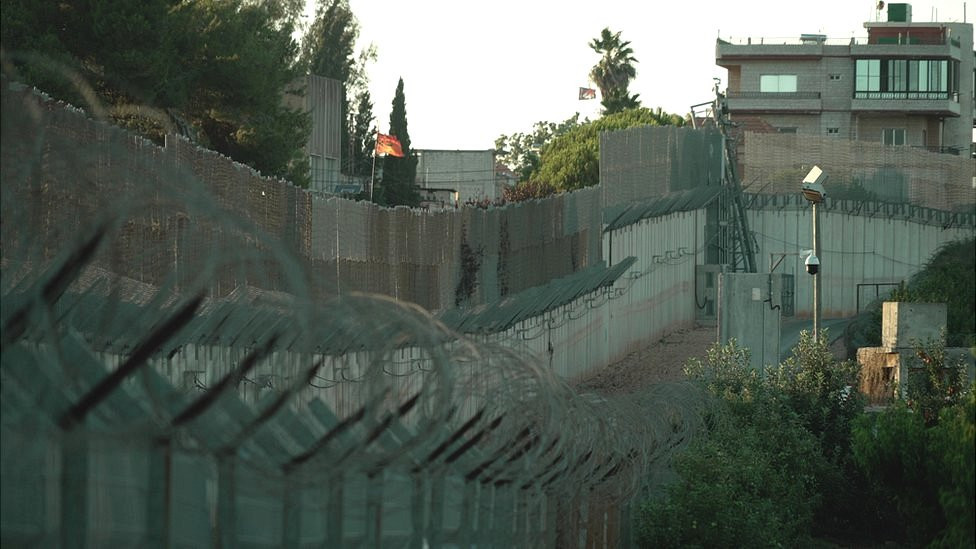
[578,87,596,100]
[376,133,405,157]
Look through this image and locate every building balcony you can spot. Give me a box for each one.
[851,91,961,116]
[726,91,822,113]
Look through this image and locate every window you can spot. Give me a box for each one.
[829,74,842,81]
[760,74,798,92]
[856,58,958,98]
[882,128,906,146]
[777,127,798,134]
[888,59,908,92]
[826,127,840,135]
[856,59,881,92]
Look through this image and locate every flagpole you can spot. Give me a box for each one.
[370,131,378,201]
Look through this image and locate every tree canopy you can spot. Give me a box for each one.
[495,114,582,183]
[589,28,641,114]
[520,107,686,195]
[301,0,377,179]
[1,0,311,185]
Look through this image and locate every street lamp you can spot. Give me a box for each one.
[801,166,827,341]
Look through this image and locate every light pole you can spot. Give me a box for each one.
[802,166,827,342]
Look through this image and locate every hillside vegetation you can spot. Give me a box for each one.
[640,237,975,548]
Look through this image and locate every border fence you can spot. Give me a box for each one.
[1,78,703,547]
[4,75,975,547]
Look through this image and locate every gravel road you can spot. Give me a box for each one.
[572,325,718,396]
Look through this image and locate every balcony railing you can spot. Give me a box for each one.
[727,91,822,100]
[853,91,958,101]
[718,35,956,47]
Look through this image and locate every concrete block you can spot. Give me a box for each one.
[857,347,897,405]
[881,302,946,350]
[718,273,783,372]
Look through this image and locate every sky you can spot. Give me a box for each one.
[327,0,968,151]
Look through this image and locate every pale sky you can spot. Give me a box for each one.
[337,0,968,150]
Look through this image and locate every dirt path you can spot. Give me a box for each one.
[573,325,718,396]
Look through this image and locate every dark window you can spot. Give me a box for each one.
[882,128,906,146]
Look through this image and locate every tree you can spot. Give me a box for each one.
[349,89,376,177]
[589,28,641,114]
[183,0,310,185]
[2,0,311,186]
[522,107,685,194]
[494,114,581,182]
[301,0,358,84]
[381,78,420,207]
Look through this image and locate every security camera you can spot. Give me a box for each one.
[805,254,820,275]
[801,166,828,203]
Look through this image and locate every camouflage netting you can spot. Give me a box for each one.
[600,125,725,209]
[741,132,976,211]
[1,78,601,313]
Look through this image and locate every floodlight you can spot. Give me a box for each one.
[801,166,827,203]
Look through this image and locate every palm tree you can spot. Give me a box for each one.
[589,28,641,114]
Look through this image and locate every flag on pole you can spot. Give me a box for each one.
[375,133,405,157]
[578,87,596,100]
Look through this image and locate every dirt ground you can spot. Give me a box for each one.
[572,325,718,396]
[572,324,851,396]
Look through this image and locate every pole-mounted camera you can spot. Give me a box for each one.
[804,254,820,275]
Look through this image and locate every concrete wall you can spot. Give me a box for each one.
[858,301,975,404]
[718,273,783,372]
[601,209,704,366]
[748,201,974,318]
[415,149,498,203]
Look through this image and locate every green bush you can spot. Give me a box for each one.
[930,389,976,548]
[903,337,970,425]
[852,403,940,545]
[852,340,974,549]
[767,330,864,462]
[636,401,823,548]
[636,334,974,548]
[635,340,832,548]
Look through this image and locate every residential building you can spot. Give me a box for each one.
[716,3,974,155]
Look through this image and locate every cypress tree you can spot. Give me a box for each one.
[381,78,420,207]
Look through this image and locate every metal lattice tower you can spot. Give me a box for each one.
[712,86,758,273]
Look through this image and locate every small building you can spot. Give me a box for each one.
[415,149,501,205]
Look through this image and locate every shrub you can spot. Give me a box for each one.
[930,388,976,548]
[635,340,830,548]
[852,338,974,547]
